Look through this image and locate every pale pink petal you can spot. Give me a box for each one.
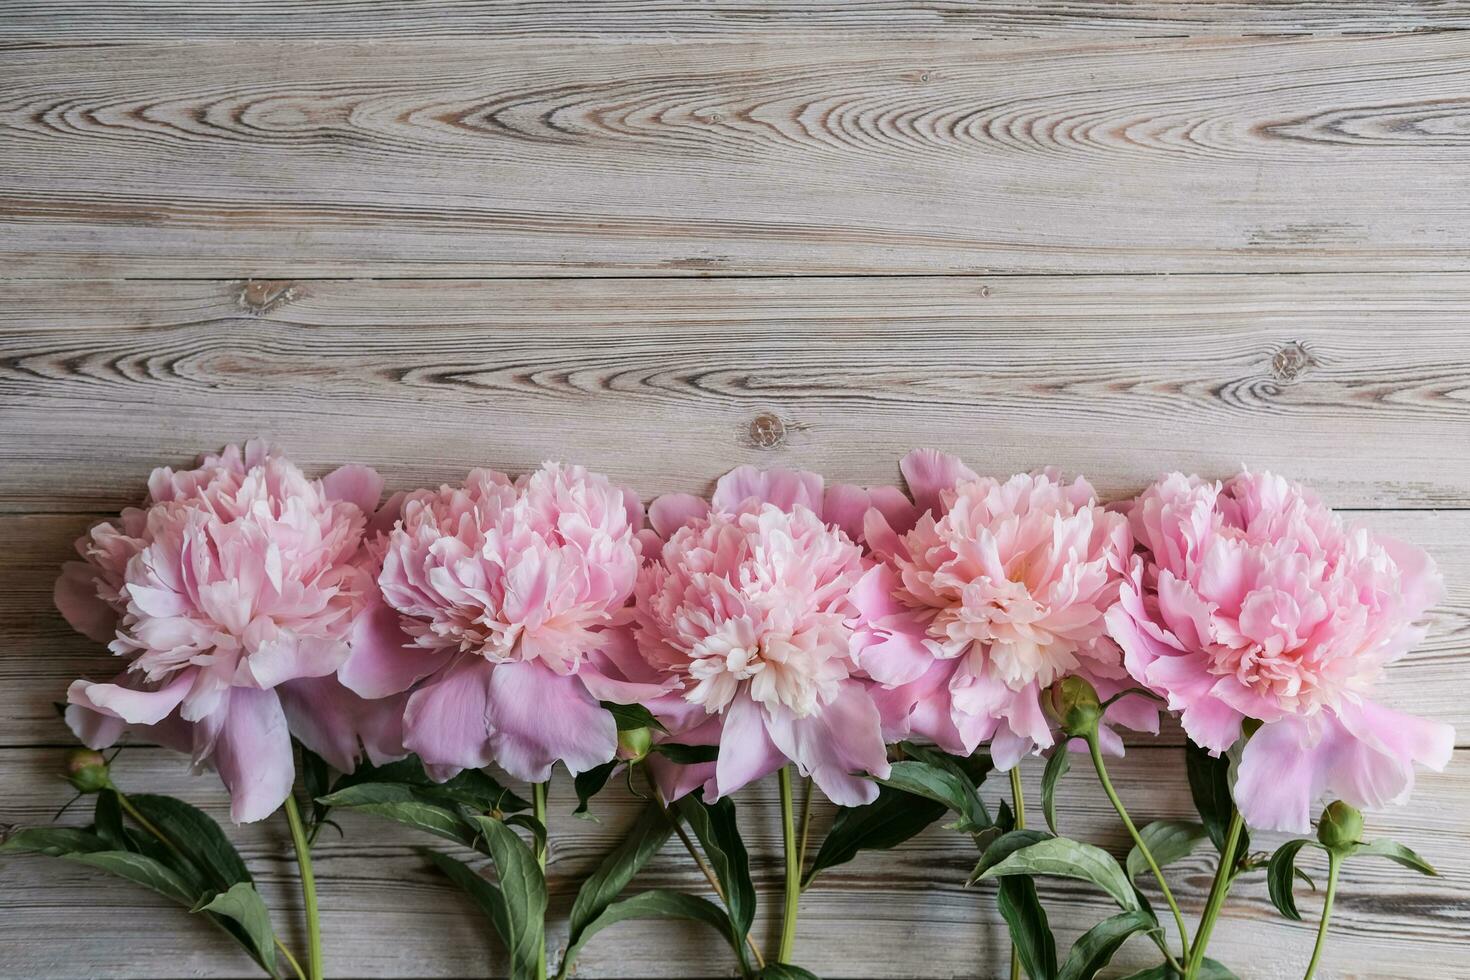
[649,493,709,540]
[213,687,295,824]
[709,694,785,800]
[321,464,384,514]
[648,715,722,803]
[578,629,676,703]
[765,684,889,806]
[899,449,977,514]
[712,466,824,515]
[66,671,192,726]
[485,659,617,781]
[402,656,495,775]
[277,675,407,773]
[64,703,126,749]
[340,596,454,698]
[55,563,117,644]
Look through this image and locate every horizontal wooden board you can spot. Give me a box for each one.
[5,34,1470,276]
[1,746,1464,979]
[3,1,1468,40]
[5,505,1466,750]
[3,274,1470,511]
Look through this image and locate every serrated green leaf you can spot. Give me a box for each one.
[674,793,755,961]
[1351,838,1438,875]
[69,850,198,904]
[1058,909,1158,980]
[756,965,822,979]
[466,815,548,980]
[980,836,1139,912]
[316,783,479,849]
[558,890,735,979]
[599,701,668,733]
[998,875,1056,980]
[804,783,948,888]
[197,882,277,976]
[1184,742,1248,863]
[567,803,673,951]
[1267,839,1316,921]
[573,761,618,819]
[128,794,253,889]
[876,760,989,833]
[0,826,109,856]
[1041,745,1071,836]
[970,829,1054,884]
[652,742,720,765]
[1126,820,1207,881]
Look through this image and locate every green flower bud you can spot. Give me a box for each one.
[616,727,652,764]
[1317,800,1364,852]
[1043,676,1103,738]
[63,748,111,794]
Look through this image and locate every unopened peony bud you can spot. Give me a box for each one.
[1317,800,1364,852]
[63,748,111,793]
[616,727,652,764]
[1043,676,1103,738]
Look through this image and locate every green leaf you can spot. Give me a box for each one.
[876,760,989,833]
[423,850,512,960]
[0,826,108,856]
[333,755,531,813]
[573,761,618,819]
[651,742,720,765]
[1040,745,1071,836]
[127,794,253,889]
[756,965,822,979]
[674,793,756,961]
[997,876,1056,980]
[1126,820,1207,881]
[600,701,668,734]
[1267,839,1317,921]
[69,850,198,905]
[804,783,948,887]
[1184,743,1248,862]
[316,783,479,849]
[979,836,1139,912]
[466,816,549,980]
[1118,959,1238,980]
[197,882,277,976]
[1058,909,1158,980]
[1351,838,1438,875]
[567,803,673,951]
[557,890,735,979]
[93,790,130,851]
[970,829,1054,884]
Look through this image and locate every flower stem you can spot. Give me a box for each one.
[796,776,814,876]
[777,766,801,965]
[283,795,323,980]
[1086,735,1191,961]
[1183,808,1245,980]
[1008,766,1026,980]
[274,938,308,980]
[532,781,549,980]
[1302,851,1341,980]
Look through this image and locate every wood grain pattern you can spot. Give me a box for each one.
[3,275,1470,511]
[2,747,1465,979]
[5,34,1470,277]
[3,1,1469,40]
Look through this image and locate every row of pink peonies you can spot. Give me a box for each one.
[56,444,1453,833]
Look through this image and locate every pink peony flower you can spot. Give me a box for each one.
[634,467,892,807]
[56,442,405,823]
[851,450,1157,770]
[1106,470,1454,833]
[339,462,669,783]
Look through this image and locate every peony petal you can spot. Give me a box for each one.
[64,703,126,750]
[340,595,454,698]
[277,674,407,773]
[321,464,384,515]
[712,466,824,516]
[648,493,710,541]
[648,714,722,802]
[899,449,977,515]
[578,629,677,704]
[213,687,295,824]
[709,693,785,800]
[1234,716,1334,834]
[764,684,889,806]
[402,656,495,775]
[55,562,117,644]
[67,670,192,727]
[485,659,618,781]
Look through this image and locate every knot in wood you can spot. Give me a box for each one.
[238,279,299,316]
[748,413,787,450]
[1271,341,1313,382]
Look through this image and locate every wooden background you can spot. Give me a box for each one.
[2,3,1468,977]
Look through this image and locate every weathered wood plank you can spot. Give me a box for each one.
[5,34,1470,277]
[1,746,1463,978]
[3,275,1470,512]
[3,1,1468,40]
[4,506,1465,750]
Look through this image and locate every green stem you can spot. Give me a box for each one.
[274,938,308,980]
[532,781,549,980]
[283,795,323,980]
[777,766,801,965]
[1086,735,1191,963]
[1184,808,1245,979]
[796,776,814,876]
[1302,852,1341,980]
[1008,766,1026,980]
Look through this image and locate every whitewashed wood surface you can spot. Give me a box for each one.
[1,4,1467,978]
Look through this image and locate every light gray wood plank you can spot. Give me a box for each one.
[4,505,1465,750]
[1,746,1463,978]
[3,275,1470,512]
[5,34,1470,277]
[3,1,1468,40]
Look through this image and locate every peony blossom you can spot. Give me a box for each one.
[56,442,405,823]
[634,467,893,807]
[338,463,670,783]
[851,450,1158,770]
[1106,470,1455,833]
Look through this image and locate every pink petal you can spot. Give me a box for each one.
[402,656,495,775]
[54,562,117,644]
[64,703,126,750]
[709,694,785,800]
[277,675,407,773]
[764,684,889,806]
[647,714,722,803]
[899,449,977,514]
[857,625,935,687]
[340,596,454,698]
[321,464,384,514]
[67,671,192,726]
[712,466,824,515]
[648,493,710,541]
[213,687,295,824]
[485,659,617,781]
[578,629,676,704]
